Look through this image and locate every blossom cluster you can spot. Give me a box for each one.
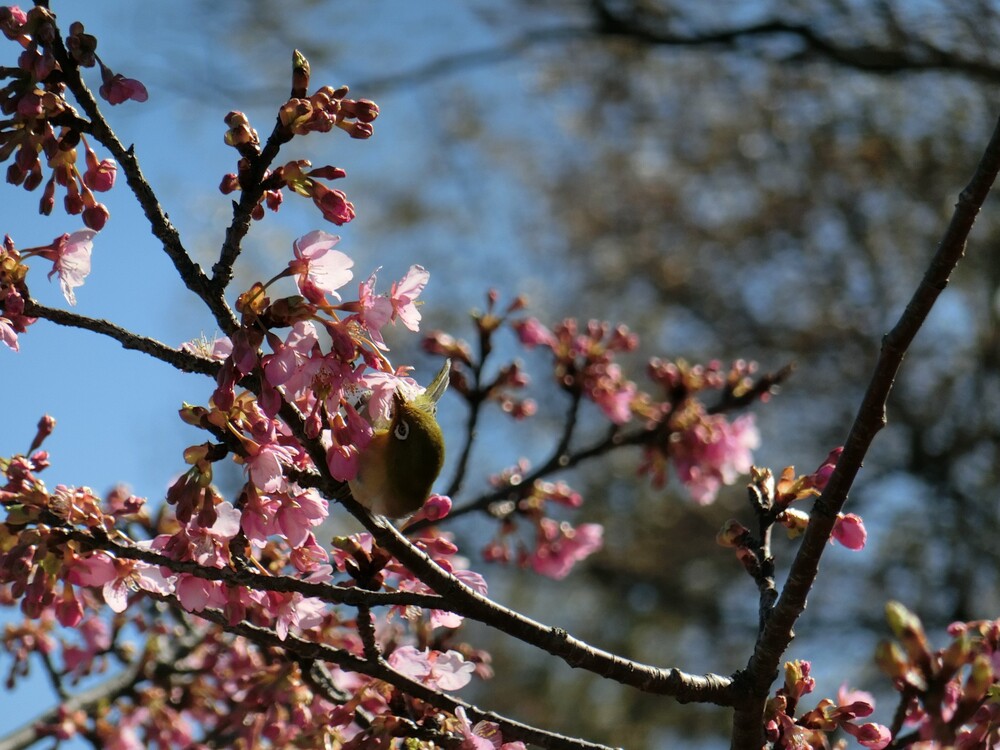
[480,459,604,580]
[765,660,891,749]
[218,57,378,225]
[1,5,134,230]
[0,423,503,748]
[516,319,765,504]
[876,603,1000,748]
[0,228,97,350]
[718,448,869,582]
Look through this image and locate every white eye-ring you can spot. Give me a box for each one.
[394,419,410,441]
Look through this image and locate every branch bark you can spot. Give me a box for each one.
[730,113,1000,749]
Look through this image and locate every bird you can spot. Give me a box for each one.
[349,360,449,519]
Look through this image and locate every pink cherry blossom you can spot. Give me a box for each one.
[289,230,354,303]
[55,587,84,627]
[528,520,603,579]
[65,552,116,587]
[44,229,96,305]
[514,317,557,348]
[352,269,393,348]
[832,512,867,550]
[586,362,637,425]
[175,574,224,613]
[263,321,320,388]
[843,721,892,749]
[0,316,19,351]
[390,264,429,331]
[454,707,527,750]
[275,487,328,548]
[266,591,325,640]
[181,334,232,361]
[246,438,295,494]
[388,645,432,682]
[183,501,242,567]
[672,414,760,505]
[430,569,487,629]
[99,72,148,105]
[325,402,373,481]
[61,617,111,677]
[311,183,355,225]
[101,558,174,613]
[803,446,843,493]
[83,156,117,192]
[388,646,476,691]
[418,493,452,522]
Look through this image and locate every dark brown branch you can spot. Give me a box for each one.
[360,510,735,703]
[211,121,292,292]
[46,25,239,336]
[188,601,620,750]
[63,527,448,611]
[730,113,1000,749]
[24,299,221,376]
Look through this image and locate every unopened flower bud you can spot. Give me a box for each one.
[885,601,932,669]
[28,414,55,452]
[291,49,310,99]
[219,173,239,194]
[717,519,750,547]
[82,203,109,231]
[66,21,98,67]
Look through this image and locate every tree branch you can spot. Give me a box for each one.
[24,299,220,376]
[46,18,239,336]
[730,113,1000,749]
[189,601,621,750]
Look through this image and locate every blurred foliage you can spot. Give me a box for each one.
[137,1,1000,746]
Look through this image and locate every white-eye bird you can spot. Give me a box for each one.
[349,360,450,519]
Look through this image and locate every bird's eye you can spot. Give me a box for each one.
[394,419,410,441]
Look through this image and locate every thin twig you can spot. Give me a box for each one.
[46,26,238,336]
[24,300,220,376]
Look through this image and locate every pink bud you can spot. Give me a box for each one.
[832,513,867,550]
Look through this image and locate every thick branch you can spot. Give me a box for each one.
[730,114,1000,748]
[362,509,734,703]
[64,527,448,611]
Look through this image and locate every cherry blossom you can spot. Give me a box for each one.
[528,519,603,580]
[289,229,354,303]
[98,70,148,105]
[40,229,97,305]
[390,264,429,331]
[388,645,476,691]
[672,414,760,505]
[832,512,868,550]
